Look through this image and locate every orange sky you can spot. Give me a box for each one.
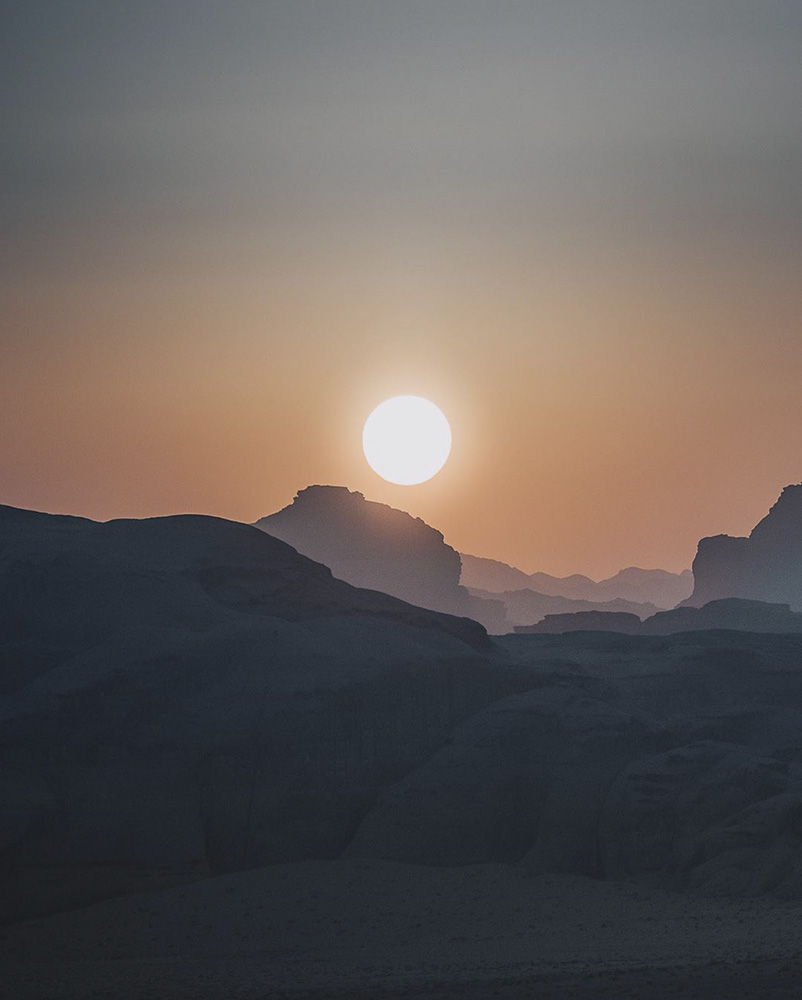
[3,222,801,579]
[3,4,802,579]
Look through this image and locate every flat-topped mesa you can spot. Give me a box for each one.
[255,485,506,632]
[688,484,802,611]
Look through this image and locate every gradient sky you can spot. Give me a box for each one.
[3,1,802,578]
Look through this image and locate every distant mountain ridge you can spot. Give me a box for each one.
[254,486,507,632]
[687,483,802,611]
[461,554,693,609]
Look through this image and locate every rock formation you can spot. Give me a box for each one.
[255,486,507,632]
[687,484,802,610]
[641,598,802,634]
[515,610,644,634]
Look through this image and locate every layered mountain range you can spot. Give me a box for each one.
[461,554,693,609]
[256,486,695,632]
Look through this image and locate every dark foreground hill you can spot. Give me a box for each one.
[4,503,802,998]
[0,502,493,923]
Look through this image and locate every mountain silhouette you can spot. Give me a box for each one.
[461,554,692,609]
[255,486,507,632]
[687,483,802,610]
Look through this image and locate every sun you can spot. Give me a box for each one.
[362,396,452,485]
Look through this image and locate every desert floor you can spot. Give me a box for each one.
[3,860,802,999]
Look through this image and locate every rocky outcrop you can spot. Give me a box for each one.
[461,554,692,609]
[513,599,802,637]
[641,598,802,635]
[515,611,643,634]
[255,486,507,632]
[688,484,802,611]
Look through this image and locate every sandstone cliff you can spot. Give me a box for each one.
[255,486,507,632]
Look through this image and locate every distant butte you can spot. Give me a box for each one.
[686,483,802,610]
[254,485,507,632]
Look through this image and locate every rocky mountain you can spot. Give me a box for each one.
[688,483,802,610]
[468,586,657,628]
[461,554,693,609]
[254,486,507,632]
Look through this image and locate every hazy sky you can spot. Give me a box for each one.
[3,1,802,577]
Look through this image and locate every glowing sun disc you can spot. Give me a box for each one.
[362,396,452,485]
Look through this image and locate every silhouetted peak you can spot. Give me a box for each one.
[293,484,365,506]
[270,485,446,545]
[750,483,802,542]
[254,486,506,632]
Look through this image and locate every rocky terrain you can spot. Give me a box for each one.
[255,486,507,632]
[5,502,802,998]
[688,483,802,610]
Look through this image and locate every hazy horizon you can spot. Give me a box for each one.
[3,2,801,578]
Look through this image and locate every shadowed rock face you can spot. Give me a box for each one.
[254,486,507,632]
[688,484,802,610]
[346,684,668,872]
